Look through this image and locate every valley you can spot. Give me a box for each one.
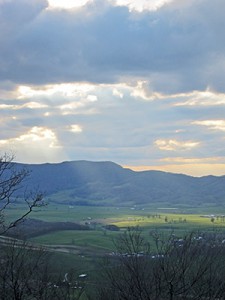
[2,160,225,299]
[4,203,225,254]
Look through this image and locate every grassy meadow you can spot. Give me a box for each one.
[5,202,225,253]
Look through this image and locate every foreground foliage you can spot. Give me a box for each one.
[97,227,225,300]
[0,154,45,234]
[0,240,86,300]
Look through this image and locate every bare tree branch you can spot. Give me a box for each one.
[0,153,45,234]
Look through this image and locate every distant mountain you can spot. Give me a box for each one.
[13,160,225,206]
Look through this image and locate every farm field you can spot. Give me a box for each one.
[5,203,225,252]
[3,202,225,299]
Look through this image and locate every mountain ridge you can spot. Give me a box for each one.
[12,160,225,207]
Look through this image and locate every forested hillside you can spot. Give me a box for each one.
[13,161,225,206]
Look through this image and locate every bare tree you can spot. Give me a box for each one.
[97,227,153,300]
[97,227,225,300]
[151,231,225,299]
[0,153,45,234]
[0,154,87,299]
[0,239,50,300]
[0,237,87,299]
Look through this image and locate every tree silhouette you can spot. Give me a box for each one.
[97,227,225,300]
[0,154,45,234]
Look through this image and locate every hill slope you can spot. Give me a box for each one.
[13,160,225,206]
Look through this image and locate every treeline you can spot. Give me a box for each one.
[6,218,91,238]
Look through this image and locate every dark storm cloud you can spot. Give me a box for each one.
[0,0,225,93]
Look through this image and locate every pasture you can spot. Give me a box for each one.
[3,202,225,299]
[5,203,225,253]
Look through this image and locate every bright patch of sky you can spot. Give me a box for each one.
[47,0,90,9]
[47,0,171,11]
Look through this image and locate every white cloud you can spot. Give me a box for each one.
[59,102,84,111]
[47,0,90,9]
[87,94,98,102]
[192,120,225,132]
[15,82,99,115]
[130,81,160,101]
[174,90,225,107]
[129,85,225,105]
[0,127,59,148]
[154,139,200,151]
[16,127,58,145]
[17,83,95,99]
[112,0,172,12]
[68,124,83,133]
[0,126,65,163]
[113,88,124,98]
[0,102,48,110]
[47,0,172,11]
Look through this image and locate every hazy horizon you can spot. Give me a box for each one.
[11,158,225,178]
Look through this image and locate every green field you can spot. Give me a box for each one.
[3,202,225,300]
[31,230,117,253]
[5,203,225,253]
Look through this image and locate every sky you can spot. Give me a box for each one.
[0,0,225,177]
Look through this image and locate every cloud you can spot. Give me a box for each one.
[47,0,90,9]
[130,81,162,101]
[46,0,173,12]
[0,102,48,110]
[173,90,225,107]
[0,81,19,99]
[113,88,124,98]
[0,0,225,175]
[0,0,225,94]
[192,120,225,132]
[67,124,83,133]
[112,0,173,12]
[154,139,200,151]
[17,83,96,99]
[0,79,223,174]
[0,126,66,163]
[0,126,58,146]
